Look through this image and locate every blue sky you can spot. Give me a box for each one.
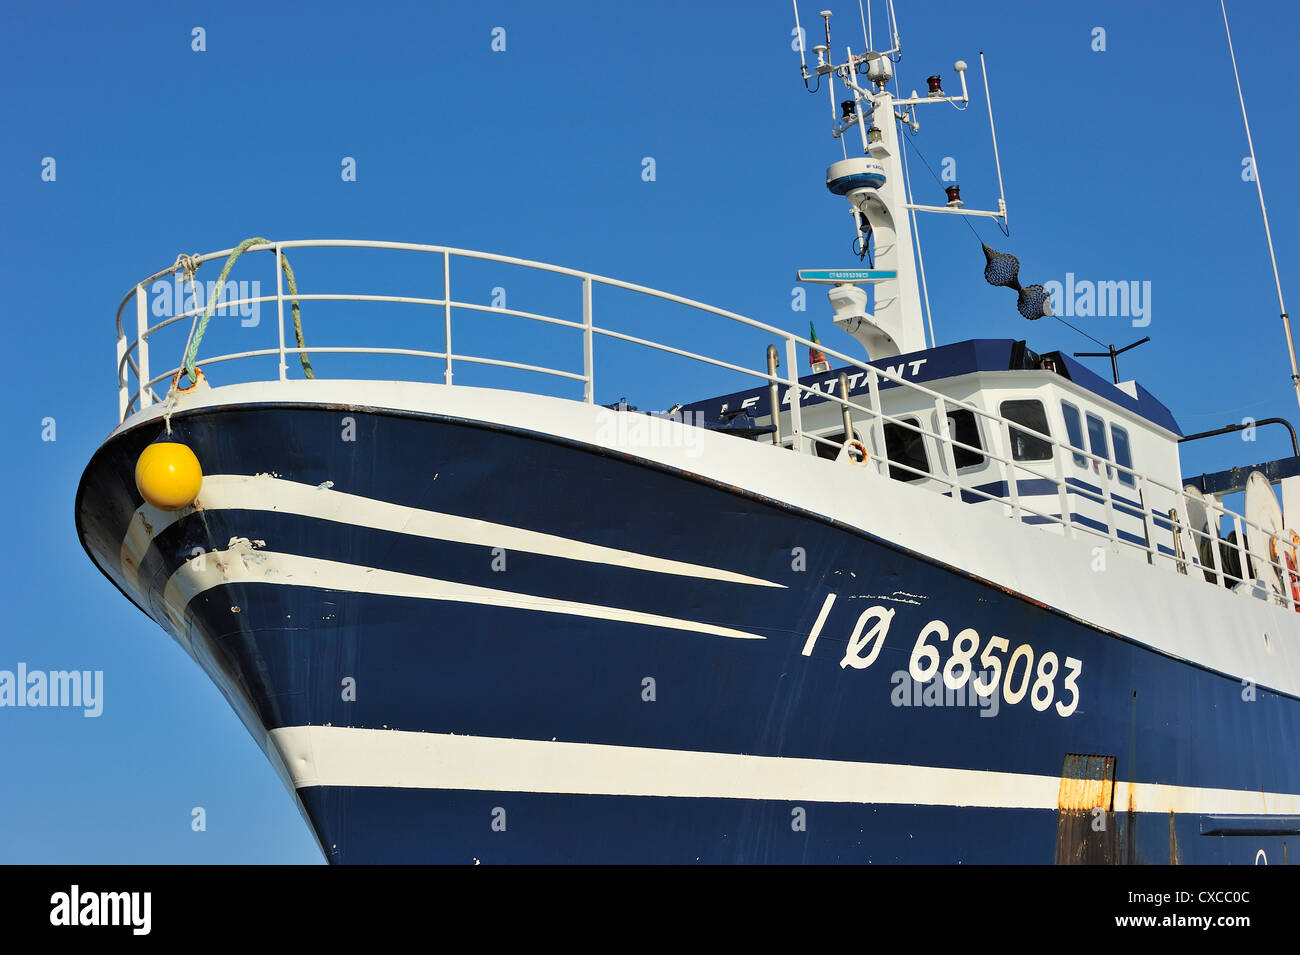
[1,0,1296,862]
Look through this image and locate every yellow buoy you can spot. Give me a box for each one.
[135,441,203,511]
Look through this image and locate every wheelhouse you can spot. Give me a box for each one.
[682,337,1199,572]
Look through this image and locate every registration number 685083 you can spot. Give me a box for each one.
[907,619,1082,718]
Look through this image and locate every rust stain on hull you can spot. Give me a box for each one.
[1055,753,1119,865]
[1169,809,1180,865]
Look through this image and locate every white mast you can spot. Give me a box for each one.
[793,5,1004,360]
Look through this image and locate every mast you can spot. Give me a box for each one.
[792,4,1005,360]
[825,73,928,356]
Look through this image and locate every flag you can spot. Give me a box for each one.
[809,322,828,370]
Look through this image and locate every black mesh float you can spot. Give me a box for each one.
[982,244,1051,320]
[982,243,1021,290]
[1017,284,1051,320]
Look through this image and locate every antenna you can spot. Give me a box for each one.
[830,46,847,159]
[979,52,1008,228]
[792,0,807,73]
[905,152,937,346]
[1074,337,1151,385]
[1221,0,1299,415]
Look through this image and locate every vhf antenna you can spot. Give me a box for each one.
[793,0,807,76]
[1074,337,1151,385]
[1221,0,1299,415]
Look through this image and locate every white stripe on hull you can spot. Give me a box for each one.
[270,724,1300,816]
[163,545,768,641]
[119,474,783,594]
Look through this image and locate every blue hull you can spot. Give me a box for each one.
[297,789,1283,864]
[75,403,1300,863]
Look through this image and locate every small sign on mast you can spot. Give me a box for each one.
[796,269,897,284]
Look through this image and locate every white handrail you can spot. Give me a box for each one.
[111,240,1300,609]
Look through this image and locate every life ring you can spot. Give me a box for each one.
[1272,531,1300,610]
[845,439,869,465]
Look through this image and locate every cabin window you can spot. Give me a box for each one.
[999,400,1053,462]
[884,417,930,481]
[1085,412,1113,478]
[944,408,985,469]
[1110,424,1135,487]
[1060,401,1088,467]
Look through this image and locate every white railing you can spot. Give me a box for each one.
[112,240,1300,610]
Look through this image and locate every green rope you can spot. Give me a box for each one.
[181,237,314,384]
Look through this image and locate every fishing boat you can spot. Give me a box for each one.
[75,3,1299,863]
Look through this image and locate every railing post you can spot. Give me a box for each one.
[1000,421,1021,522]
[443,251,453,385]
[866,369,885,477]
[275,244,287,381]
[784,336,803,453]
[116,331,129,422]
[1179,489,1206,581]
[582,276,594,403]
[135,284,151,409]
[840,373,854,444]
[767,345,782,444]
[1170,507,1189,575]
[1136,474,1157,565]
[934,397,960,501]
[1102,469,1118,544]
[1232,514,1250,585]
[1203,493,1225,586]
[1053,440,1073,540]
